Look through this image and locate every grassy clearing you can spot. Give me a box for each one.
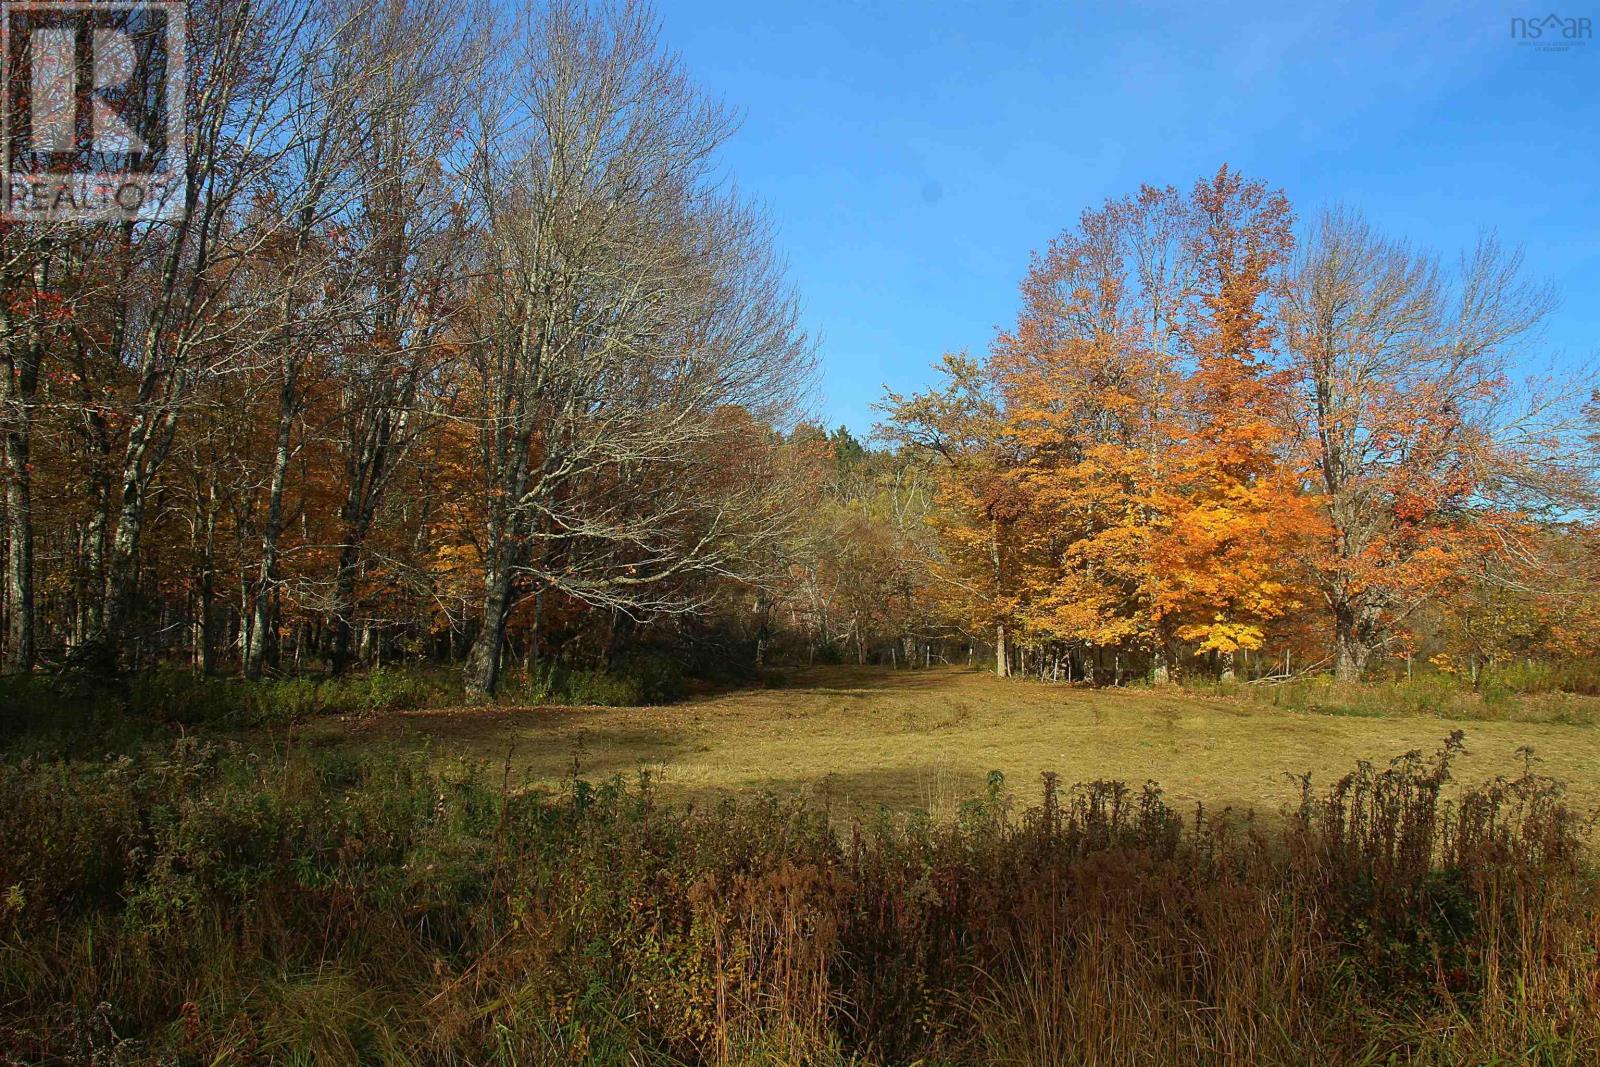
[293,666,1600,820]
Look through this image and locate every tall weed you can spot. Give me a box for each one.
[0,735,1595,1064]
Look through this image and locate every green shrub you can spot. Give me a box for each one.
[1488,657,1600,696]
[498,652,687,707]
[0,667,465,754]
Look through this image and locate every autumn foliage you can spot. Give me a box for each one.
[886,168,1597,682]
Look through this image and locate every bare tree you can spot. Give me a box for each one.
[1284,209,1590,679]
[458,0,812,697]
[237,3,372,678]
[236,0,488,678]
[67,0,329,672]
[322,0,487,676]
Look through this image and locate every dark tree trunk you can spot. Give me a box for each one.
[464,542,517,699]
[328,540,362,677]
[1332,597,1376,682]
[1,256,45,673]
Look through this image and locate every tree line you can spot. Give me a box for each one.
[3,4,1596,696]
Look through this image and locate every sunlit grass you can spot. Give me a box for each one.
[292,666,1600,821]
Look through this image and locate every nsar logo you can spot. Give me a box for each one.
[1510,12,1593,51]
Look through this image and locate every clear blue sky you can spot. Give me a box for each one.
[658,0,1600,434]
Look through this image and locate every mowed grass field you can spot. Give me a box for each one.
[294,666,1600,820]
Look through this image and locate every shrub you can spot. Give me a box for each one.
[498,651,688,707]
[0,667,466,754]
[1489,657,1600,696]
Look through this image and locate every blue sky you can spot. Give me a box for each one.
[658,0,1600,434]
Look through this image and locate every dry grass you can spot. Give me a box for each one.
[294,666,1600,819]
[7,691,1599,1063]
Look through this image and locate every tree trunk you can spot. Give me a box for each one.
[76,370,184,676]
[464,544,517,699]
[79,484,109,646]
[1333,601,1368,682]
[524,585,542,675]
[752,595,770,669]
[328,540,362,677]
[4,429,34,673]
[72,371,113,648]
[1,257,44,673]
[96,495,145,671]
[329,405,404,677]
[243,365,299,680]
[194,484,217,674]
[989,516,1008,678]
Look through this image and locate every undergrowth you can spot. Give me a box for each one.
[0,654,692,750]
[1,732,1596,1064]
